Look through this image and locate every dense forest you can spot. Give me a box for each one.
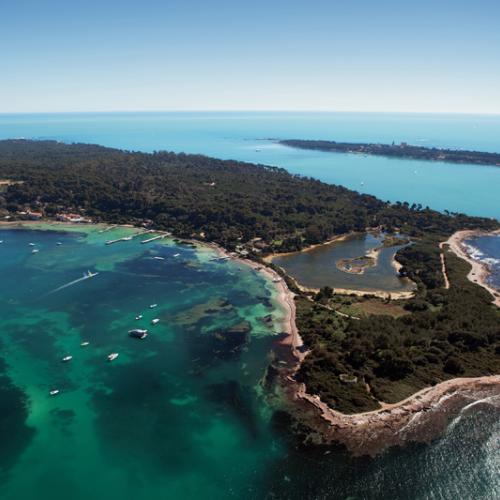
[1,139,499,415]
[0,140,497,253]
[280,139,500,166]
[296,249,500,413]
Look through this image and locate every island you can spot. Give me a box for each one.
[279,139,500,166]
[1,139,499,455]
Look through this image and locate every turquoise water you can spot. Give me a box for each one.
[273,233,414,293]
[0,225,289,499]
[0,113,500,498]
[1,226,499,499]
[0,112,499,219]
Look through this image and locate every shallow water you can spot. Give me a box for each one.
[273,233,414,293]
[0,225,288,499]
[1,226,499,499]
[0,111,499,219]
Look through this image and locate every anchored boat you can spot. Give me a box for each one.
[129,329,148,339]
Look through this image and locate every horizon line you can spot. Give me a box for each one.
[1,109,500,117]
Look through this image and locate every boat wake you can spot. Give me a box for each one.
[47,270,99,295]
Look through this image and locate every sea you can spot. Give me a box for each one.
[0,113,499,499]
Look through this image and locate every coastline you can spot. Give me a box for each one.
[4,219,499,457]
[446,229,500,307]
[289,374,500,456]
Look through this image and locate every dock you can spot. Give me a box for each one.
[141,234,168,244]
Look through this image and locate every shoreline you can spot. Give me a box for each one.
[446,229,500,307]
[262,232,354,263]
[289,374,500,456]
[4,219,499,456]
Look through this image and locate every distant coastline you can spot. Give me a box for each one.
[280,139,500,167]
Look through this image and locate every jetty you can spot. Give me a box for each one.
[141,234,168,244]
[210,255,231,261]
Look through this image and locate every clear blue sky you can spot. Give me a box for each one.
[2,0,499,113]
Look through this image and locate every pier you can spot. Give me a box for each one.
[140,234,168,244]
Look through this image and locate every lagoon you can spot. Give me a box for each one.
[272,233,415,294]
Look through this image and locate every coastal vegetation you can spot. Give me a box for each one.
[280,139,500,167]
[296,248,500,413]
[1,139,499,416]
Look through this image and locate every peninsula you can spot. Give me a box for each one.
[1,139,499,454]
[280,139,500,166]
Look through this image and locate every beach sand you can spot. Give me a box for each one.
[446,229,500,307]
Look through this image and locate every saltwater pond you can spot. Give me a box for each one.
[272,232,415,294]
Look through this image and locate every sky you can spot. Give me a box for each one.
[1,0,500,114]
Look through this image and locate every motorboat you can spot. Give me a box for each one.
[49,389,60,396]
[84,270,98,278]
[173,253,180,257]
[135,314,143,320]
[28,243,36,246]
[149,304,158,309]
[153,256,165,260]
[32,249,39,254]
[151,318,160,325]
[80,341,90,347]
[129,329,148,339]
[107,353,119,361]
[62,355,73,362]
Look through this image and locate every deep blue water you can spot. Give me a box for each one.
[0,111,499,219]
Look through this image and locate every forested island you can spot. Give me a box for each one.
[1,139,499,431]
[280,139,500,166]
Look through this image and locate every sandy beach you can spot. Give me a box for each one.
[446,229,500,307]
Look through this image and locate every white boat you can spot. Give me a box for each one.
[32,249,39,254]
[62,355,73,362]
[0,240,3,244]
[84,270,98,278]
[81,341,90,347]
[129,329,148,339]
[153,256,165,260]
[29,243,36,246]
[57,242,62,245]
[49,389,60,396]
[149,304,158,309]
[135,314,143,320]
[173,253,180,257]
[107,353,119,361]
[151,318,160,325]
